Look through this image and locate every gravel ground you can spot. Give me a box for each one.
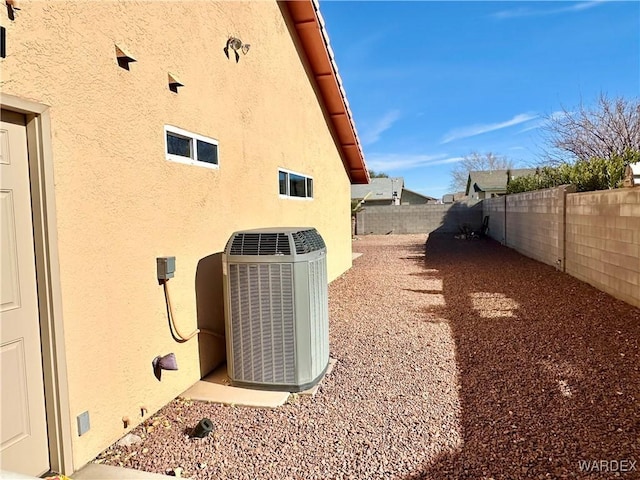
[95,234,640,479]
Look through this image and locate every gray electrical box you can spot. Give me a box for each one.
[77,411,90,436]
[157,256,176,281]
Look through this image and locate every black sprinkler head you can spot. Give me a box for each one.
[191,418,213,438]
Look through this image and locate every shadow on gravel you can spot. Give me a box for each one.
[408,234,640,480]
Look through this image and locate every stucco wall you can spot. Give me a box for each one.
[565,188,640,308]
[1,1,353,469]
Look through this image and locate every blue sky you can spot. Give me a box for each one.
[319,1,640,199]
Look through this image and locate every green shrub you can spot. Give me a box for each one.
[506,150,639,194]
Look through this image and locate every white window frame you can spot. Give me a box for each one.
[164,125,219,169]
[278,168,314,200]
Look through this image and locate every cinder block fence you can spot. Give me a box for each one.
[483,186,640,308]
[355,201,482,235]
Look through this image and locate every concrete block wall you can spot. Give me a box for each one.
[482,185,639,309]
[565,187,640,308]
[356,201,482,235]
[483,196,506,243]
[504,186,575,268]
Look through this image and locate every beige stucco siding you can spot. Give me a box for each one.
[1,1,352,469]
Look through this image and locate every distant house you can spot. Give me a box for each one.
[351,177,437,206]
[631,162,640,184]
[352,177,404,206]
[401,188,437,205]
[466,169,537,200]
[442,191,467,204]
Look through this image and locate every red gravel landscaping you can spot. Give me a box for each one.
[96,234,640,479]
[415,233,639,479]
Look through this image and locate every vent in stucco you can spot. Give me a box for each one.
[168,72,183,93]
[115,44,136,70]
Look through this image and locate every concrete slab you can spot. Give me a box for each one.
[352,252,363,260]
[73,463,173,479]
[181,360,337,407]
[180,364,290,408]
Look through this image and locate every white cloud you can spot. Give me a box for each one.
[517,110,567,133]
[360,110,401,146]
[492,1,604,19]
[431,156,466,165]
[518,123,542,133]
[366,153,464,171]
[441,113,538,144]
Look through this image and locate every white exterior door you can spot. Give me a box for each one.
[1,109,50,476]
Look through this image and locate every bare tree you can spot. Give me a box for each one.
[544,94,640,163]
[449,152,513,192]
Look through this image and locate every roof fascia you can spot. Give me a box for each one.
[281,0,370,184]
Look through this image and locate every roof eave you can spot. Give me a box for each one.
[282,0,369,184]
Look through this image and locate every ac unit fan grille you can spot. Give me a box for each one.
[229,233,291,256]
[291,229,326,254]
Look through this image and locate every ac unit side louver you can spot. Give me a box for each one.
[223,227,329,392]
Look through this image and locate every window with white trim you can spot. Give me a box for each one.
[164,125,219,168]
[279,169,313,199]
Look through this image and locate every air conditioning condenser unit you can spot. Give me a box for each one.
[223,227,329,392]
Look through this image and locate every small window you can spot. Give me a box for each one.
[279,171,288,195]
[278,169,313,199]
[167,132,191,157]
[290,174,306,197]
[196,139,218,165]
[164,125,218,168]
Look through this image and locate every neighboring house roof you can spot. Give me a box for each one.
[466,169,537,195]
[352,177,404,201]
[401,188,437,202]
[285,1,369,185]
[453,191,467,200]
[442,191,467,203]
